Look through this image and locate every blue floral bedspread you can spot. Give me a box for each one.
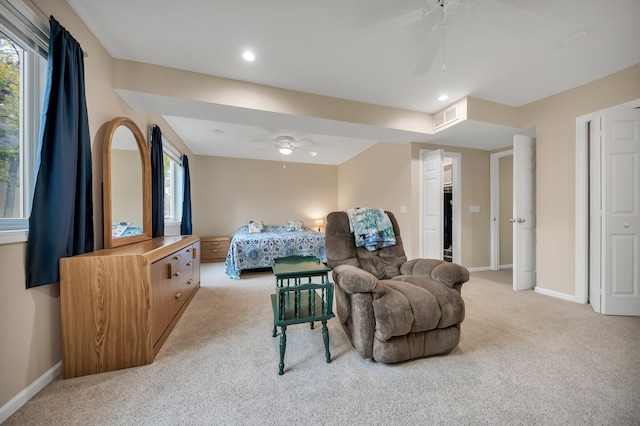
[225,225,327,279]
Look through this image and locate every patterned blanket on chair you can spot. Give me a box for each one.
[345,207,396,251]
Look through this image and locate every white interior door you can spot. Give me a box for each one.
[589,119,602,312]
[601,108,640,316]
[421,149,443,259]
[513,135,536,291]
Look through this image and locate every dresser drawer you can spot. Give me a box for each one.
[201,236,230,262]
[152,243,197,334]
[167,245,196,273]
[165,274,197,323]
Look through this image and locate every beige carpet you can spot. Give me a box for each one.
[5,263,640,425]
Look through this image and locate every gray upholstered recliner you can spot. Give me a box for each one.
[325,211,470,363]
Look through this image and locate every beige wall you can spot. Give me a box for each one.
[336,140,491,266]
[520,64,640,295]
[499,155,513,266]
[409,144,491,268]
[110,149,144,227]
[1,0,195,410]
[191,156,337,237]
[3,0,640,415]
[337,142,413,255]
[0,0,120,409]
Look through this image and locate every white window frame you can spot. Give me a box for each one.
[0,0,48,243]
[162,135,183,224]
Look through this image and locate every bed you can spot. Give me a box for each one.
[225,224,327,279]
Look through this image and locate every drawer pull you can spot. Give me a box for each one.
[174,270,182,277]
[175,292,182,299]
[187,279,193,285]
[174,254,182,260]
[187,261,192,266]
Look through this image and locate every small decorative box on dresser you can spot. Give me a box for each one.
[59,235,201,379]
[201,236,230,262]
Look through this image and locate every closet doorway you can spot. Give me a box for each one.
[419,149,461,263]
[576,100,640,316]
[490,135,536,292]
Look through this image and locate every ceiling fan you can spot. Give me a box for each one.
[262,135,317,156]
[389,0,543,76]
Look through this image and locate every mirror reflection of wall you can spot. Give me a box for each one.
[111,126,143,238]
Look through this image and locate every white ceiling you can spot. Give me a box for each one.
[66,0,640,165]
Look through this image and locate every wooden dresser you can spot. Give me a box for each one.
[201,236,230,262]
[60,235,201,379]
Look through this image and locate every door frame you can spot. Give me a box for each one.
[419,149,461,263]
[490,149,513,271]
[575,98,640,306]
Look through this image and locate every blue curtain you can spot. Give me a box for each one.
[151,125,164,237]
[180,155,192,235]
[26,17,93,288]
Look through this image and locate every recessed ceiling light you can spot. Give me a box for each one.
[242,51,255,62]
[309,152,318,157]
[438,94,449,101]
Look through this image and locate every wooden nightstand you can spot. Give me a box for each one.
[201,236,230,263]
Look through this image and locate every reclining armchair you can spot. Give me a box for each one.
[325,210,470,363]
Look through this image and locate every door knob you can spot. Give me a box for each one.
[517,218,525,223]
[510,218,516,223]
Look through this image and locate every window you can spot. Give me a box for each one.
[0,1,47,233]
[162,137,183,222]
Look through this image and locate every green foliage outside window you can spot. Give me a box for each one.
[0,33,21,218]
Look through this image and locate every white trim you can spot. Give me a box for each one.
[164,221,181,237]
[419,149,461,263]
[0,229,28,244]
[499,264,513,269]
[419,149,426,258]
[534,287,579,303]
[490,149,513,271]
[467,266,492,272]
[575,98,640,306]
[0,361,61,424]
[449,152,461,264]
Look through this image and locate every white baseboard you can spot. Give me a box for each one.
[467,266,492,272]
[0,361,61,424]
[534,286,580,303]
[499,264,513,269]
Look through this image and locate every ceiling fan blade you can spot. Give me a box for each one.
[489,0,544,20]
[413,21,446,76]
[292,140,312,148]
[387,7,438,30]
[467,0,543,39]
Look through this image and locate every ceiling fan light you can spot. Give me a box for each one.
[279,147,293,155]
[242,51,255,62]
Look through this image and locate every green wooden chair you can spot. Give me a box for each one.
[271,256,335,375]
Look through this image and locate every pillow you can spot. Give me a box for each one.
[285,220,304,232]
[247,220,266,233]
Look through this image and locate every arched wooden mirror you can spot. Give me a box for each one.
[103,117,152,249]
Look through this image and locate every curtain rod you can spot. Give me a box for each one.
[150,123,182,158]
[23,0,89,57]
